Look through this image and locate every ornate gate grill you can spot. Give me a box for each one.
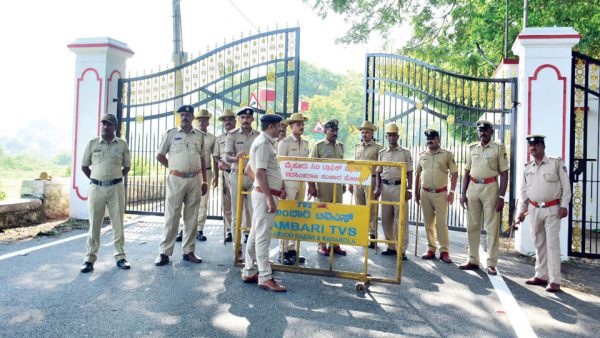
[569,52,600,258]
[364,54,518,232]
[117,28,300,216]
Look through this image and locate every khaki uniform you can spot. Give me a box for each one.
[310,139,344,203]
[464,142,509,266]
[226,128,259,234]
[196,131,216,231]
[243,132,283,284]
[278,134,310,252]
[354,141,383,236]
[377,146,412,252]
[416,148,458,253]
[215,132,233,232]
[518,156,571,284]
[81,137,130,263]
[157,127,205,256]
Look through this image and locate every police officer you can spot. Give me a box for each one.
[459,120,508,275]
[277,120,288,145]
[194,109,218,241]
[415,128,458,263]
[226,107,260,243]
[242,113,287,292]
[80,113,131,273]
[349,120,383,249]
[215,109,236,242]
[277,112,310,265]
[374,123,412,260]
[516,134,571,293]
[155,105,208,266]
[308,119,347,256]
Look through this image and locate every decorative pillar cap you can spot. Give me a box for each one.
[67,37,134,57]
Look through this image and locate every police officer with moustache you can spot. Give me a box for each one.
[276,120,288,146]
[516,135,571,293]
[80,113,131,273]
[459,120,508,275]
[374,123,412,260]
[307,119,347,256]
[155,105,208,266]
[226,107,260,243]
[415,129,458,263]
[214,109,237,242]
[349,120,383,249]
[242,113,288,292]
[277,112,310,265]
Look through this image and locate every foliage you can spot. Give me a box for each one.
[0,145,69,180]
[299,61,343,97]
[305,0,600,74]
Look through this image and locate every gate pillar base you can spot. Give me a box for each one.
[67,38,134,219]
[512,27,580,260]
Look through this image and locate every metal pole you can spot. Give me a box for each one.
[504,0,509,58]
[523,0,529,28]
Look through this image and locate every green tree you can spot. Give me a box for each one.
[300,61,343,97]
[306,0,600,74]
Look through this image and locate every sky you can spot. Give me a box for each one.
[0,0,409,157]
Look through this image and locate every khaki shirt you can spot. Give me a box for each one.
[225,128,259,169]
[310,139,344,160]
[277,134,310,158]
[416,148,458,189]
[355,141,383,174]
[377,146,413,180]
[518,156,572,213]
[202,131,216,170]
[465,141,509,179]
[157,127,205,172]
[215,132,228,160]
[82,137,130,180]
[250,132,283,190]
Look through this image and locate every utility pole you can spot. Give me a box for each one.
[172,0,187,67]
[523,0,529,28]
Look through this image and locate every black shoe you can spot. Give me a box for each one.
[244,233,249,243]
[402,253,407,261]
[116,259,131,270]
[175,230,183,242]
[80,261,94,273]
[225,232,233,242]
[298,256,306,264]
[368,234,376,249]
[196,231,207,241]
[280,252,294,265]
[381,249,397,256]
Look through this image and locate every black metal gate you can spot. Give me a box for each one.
[117,27,300,216]
[364,54,518,232]
[569,52,600,258]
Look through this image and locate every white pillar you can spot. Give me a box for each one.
[67,38,134,219]
[511,27,580,259]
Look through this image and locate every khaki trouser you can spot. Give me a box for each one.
[222,171,233,232]
[421,189,450,253]
[230,171,253,236]
[354,176,378,236]
[160,174,201,256]
[466,182,500,266]
[381,183,409,252]
[530,205,562,284]
[86,182,126,263]
[281,182,300,252]
[243,191,279,284]
[316,182,343,248]
[196,171,213,231]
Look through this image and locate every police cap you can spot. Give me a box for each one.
[237,106,255,116]
[526,134,546,144]
[101,113,118,125]
[260,113,283,124]
[324,119,338,129]
[424,128,439,138]
[177,105,194,114]
[194,109,212,119]
[476,119,493,130]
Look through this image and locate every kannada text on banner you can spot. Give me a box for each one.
[273,200,369,246]
[279,159,372,185]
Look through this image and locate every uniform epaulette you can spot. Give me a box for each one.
[469,142,479,148]
[230,127,240,133]
[525,160,533,167]
[315,139,326,145]
[548,156,562,161]
[378,148,387,154]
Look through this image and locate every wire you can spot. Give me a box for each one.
[227,0,258,31]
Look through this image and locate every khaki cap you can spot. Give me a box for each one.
[218,109,236,121]
[194,109,212,119]
[286,112,309,124]
[358,120,377,131]
[476,119,493,129]
[385,123,399,133]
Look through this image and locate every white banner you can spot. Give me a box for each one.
[279,160,372,185]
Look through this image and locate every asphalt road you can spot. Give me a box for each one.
[0,217,598,338]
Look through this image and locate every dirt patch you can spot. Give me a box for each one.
[0,218,88,243]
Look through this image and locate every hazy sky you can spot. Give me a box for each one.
[0,0,407,154]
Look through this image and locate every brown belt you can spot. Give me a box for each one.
[422,186,448,193]
[170,170,200,178]
[254,186,282,197]
[470,176,497,184]
[530,199,560,208]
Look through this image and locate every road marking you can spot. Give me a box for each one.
[480,247,537,338]
[0,219,139,262]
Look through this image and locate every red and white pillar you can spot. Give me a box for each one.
[67,38,134,219]
[511,27,580,259]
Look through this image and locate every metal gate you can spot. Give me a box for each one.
[364,54,518,232]
[117,27,300,216]
[569,52,600,258]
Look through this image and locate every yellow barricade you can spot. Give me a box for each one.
[233,156,408,291]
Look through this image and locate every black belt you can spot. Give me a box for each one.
[382,179,401,185]
[91,178,122,186]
